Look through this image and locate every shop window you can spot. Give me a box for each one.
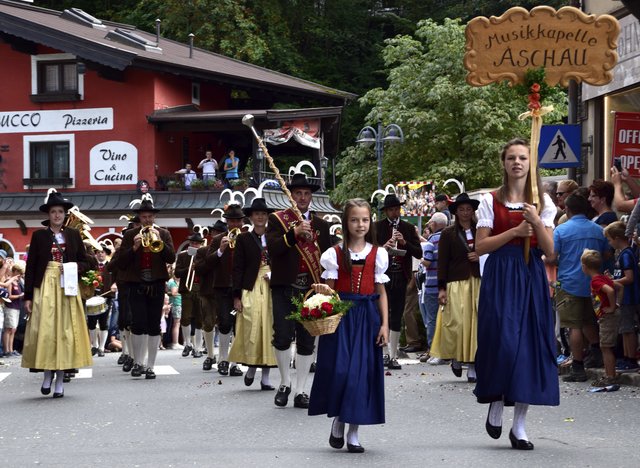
[30,54,84,102]
[23,134,75,188]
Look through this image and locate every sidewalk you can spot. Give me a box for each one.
[558,362,640,386]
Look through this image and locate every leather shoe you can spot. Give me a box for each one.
[329,434,344,449]
[131,363,144,377]
[91,346,98,356]
[98,349,105,357]
[387,358,402,370]
[293,392,309,408]
[41,374,54,395]
[509,430,534,450]
[63,373,71,383]
[145,368,156,380]
[485,416,502,439]
[202,357,214,371]
[181,344,193,357]
[261,383,275,391]
[117,354,126,365]
[310,362,316,373]
[229,365,243,377]
[274,385,291,407]
[347,443,365,453]
[244,374,254,386]
[218,360,229,375]
[122,356,134,372]
[52,391,64,399]
[192,349,203,358]
[383,354,390,366]
[451,363,462,377]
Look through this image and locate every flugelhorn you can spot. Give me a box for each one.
[141,225,164,253]
[227,228,241,249]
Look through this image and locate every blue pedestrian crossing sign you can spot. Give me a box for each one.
[538,125,581,168]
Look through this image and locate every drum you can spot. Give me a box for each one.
[86,296,107,316]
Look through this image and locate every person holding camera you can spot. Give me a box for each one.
[198,150,218,182]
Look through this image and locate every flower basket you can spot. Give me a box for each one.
[79,283,95,300]
[80,270,103,300]
[287,289,351,337]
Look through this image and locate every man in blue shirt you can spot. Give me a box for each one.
[551,193,609,382]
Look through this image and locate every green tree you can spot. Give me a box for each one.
[332,18,567,203]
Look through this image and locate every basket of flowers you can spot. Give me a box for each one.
[288,288,351,336]
[80,270,103,300]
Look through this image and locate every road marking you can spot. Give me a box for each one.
[154,365,179,375]
[0,372,11,382]
[74,369,92,379]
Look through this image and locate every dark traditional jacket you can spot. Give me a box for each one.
[194,232,233,292]
[437,223,480,289]
[232,231,268,299]
[373,218,422,280]
[115,226,176,282]
[95,259,114,299]
[265,212,330,286]
[24,227,90,301]
[174,249,200,295]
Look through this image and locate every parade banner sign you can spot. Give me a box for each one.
[464,6,619,87]
[612,112,640,178]
[90,141,138,185]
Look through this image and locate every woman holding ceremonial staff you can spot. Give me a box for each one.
[474,138,558,450]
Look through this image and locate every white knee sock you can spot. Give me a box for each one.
[54,370,65,394]
[389,331,401,359]
[181,326,191,347]
[488,400,504,427]
[332,417,345,438]
[347,424,360,445]
[131,333,146,366]
[98,330,108,351]
[194,329,203,351]
[260,367,271,385]
[204,331,214,359]
[147,335,160,370]
[121,331,129,355]
[295,353,314,396]
[275,349,291,387]
[467,363,476,379]
[42,370,53,390]
[219,333,231,361]
[512,402,529,440]
[89,329,97,348]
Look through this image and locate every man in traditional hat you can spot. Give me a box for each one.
[374,193,423,370]
[195,204,245,376]
[116,196,176,379]
[266,173,331,408]
[175,232,206,360]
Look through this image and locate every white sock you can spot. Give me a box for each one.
[98,330,108,351]
[181,326,191,347]
[467,364,476,379]
[89,329,97,348]
[194,329,203,351]
[275,349,291,387]
[54,370,65,394]
[204,331,214,359]
[295,353,314,396]
[332,417,345,438]
[512,402,529,440]
[347,424,360,445]
[121,331,129,355]
[246,367,257,379]
[219,333,231,361]
[488,400,504,427]
[260,368,271,385]
[147,335,161,370]
[131,333,146,366]
[389,331,401,359]
[42,370,53,390]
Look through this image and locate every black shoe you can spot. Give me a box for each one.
[244,374,254,386]
[63,373,71,383]
[182,344,193,357]
[293,392,309,408]
[192,349,203,358]
[52,391,64,399]
[468,376,477,383]
[274,385,291,407]
[261,383,275,391]
[485,415,502,439]
[451,363,462,377]
[509,430,534,450]
[347,443,365,453]
[97,349,105,357]
[203,357,214,371]
[117,354,126,365]
[145,368,156,380]
[203,347,208,355]
[212,356,217,364]
[40,374,54,395]
[387,358,402,370]
[91,347,98,356]
[122,356,134,373]
[310,362,316,373]
[230,365,243,377]
[383,354,390,366]
[131,364,144,377]
[329,434,344,449]
[218,360,229,375]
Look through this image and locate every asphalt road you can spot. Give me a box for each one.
[1,350,639,467]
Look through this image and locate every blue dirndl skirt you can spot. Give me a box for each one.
[474,245,559,406]
[308,292,385,425]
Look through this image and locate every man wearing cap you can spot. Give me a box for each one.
[175,232,206,360]
[374,194,423,370]
[116,195,176,379]
[434,194,452,224]
[266,173,331,408]
[195,204,245,376]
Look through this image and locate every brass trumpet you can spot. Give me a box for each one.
[227,228,241,249]
[141,225,164,253]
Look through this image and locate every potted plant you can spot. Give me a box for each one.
[207,178,224,190]
[167,179,184,192]
[229,178,248,190]
[190,179,205,190]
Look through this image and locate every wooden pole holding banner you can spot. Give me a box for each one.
[464,5,619,262]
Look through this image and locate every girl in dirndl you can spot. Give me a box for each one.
[229,198,277,388]
[309,198,389,453]
[474,139,558,450]
[21,190,93,398]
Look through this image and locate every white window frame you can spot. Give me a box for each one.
[23,134,76,189]
[31,53,84,99]
[192,82,201,106]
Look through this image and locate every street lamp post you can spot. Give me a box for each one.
[356,120,405,191]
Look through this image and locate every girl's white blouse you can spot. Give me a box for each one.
[320,242,390,284]
[476,192,556,229]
